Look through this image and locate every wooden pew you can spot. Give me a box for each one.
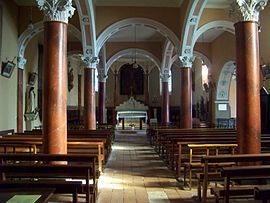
[0,143,37,154]
[183,143,237,189]
[254,186,270,203]
[201,153,270,203]
[0,153,97,203]
[220,165,270,203]
[0,137,105,173]
[0,129,14,135]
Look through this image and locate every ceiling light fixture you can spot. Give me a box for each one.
[132,25,138,69]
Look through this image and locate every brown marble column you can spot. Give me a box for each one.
[43,21,68,154]
[235,21,261,154]
[144,70,150,124]
[98,81,106,124]
[180,68,192,128]
[17,68,24,133]
[84,68,96,130]
[113,70,118,125]
[208,85,213,127]
[78,74,82,119]
[162,81,170,125]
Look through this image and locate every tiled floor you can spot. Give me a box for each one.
[97,130,197,203]
[49,130,260,202]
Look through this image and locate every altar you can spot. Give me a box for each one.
[116,97,148,130]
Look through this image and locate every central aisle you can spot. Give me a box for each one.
[97,130,196,203]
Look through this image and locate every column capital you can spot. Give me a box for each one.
[36,0,75,23]
[98,69,107,82]
[230,0,268,22]
[17,56,27,69]
[179,56,193,68]
[81,56,99,68]
[160,73,170,83]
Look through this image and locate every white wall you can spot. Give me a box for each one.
[0,2,18,131]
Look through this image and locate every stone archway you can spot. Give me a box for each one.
[106,48,161,74]
[96,17,181,55]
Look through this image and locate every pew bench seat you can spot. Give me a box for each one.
[254,186,270,202]
[211,186,255,203]
[0,180,85,203]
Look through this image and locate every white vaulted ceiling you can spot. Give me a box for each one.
[108,25,164,42]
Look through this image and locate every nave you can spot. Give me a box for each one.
[98,130,195,203]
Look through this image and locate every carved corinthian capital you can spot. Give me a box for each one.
[81,55,100,68]
[179,56,193,68]
[98,68,107,82]
[17,57,27,69]
[230,0,268,22]
[160,73,170,83]
[36,0,75,23]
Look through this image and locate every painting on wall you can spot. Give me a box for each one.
[1,61,15,78]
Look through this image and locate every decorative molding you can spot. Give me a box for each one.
[81,55,99,68]
[18,21,81,70]
[98,68,107,82]
[216,61,236,100]
[116,97,148,111]
[160,73,170,83]
[180,0,208,59]
[179,56,193,68]
[161,39,174,74]
[17,57,27,70]
[36,0,75,23]
[230,0,268,22]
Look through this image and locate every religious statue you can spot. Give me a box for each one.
[25,86,39,121]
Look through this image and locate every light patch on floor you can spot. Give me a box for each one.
[147,191,170,203]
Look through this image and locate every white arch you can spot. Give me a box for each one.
[17,21,81,69]
[74,0,97,57]
[193,51,212,70]
[216,61,236,101]
[180,0,208,59]
[106,48,161,74]
[161,39,174,75]
[192,20,235,50]
[97,18,180,55]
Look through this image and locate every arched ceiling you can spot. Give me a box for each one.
[108,25,164,42]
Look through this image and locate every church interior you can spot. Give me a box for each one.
[0,0,270,202]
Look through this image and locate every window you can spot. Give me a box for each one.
[201,63,208,90]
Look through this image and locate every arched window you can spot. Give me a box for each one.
[160,70,172,94]
[201,63,208,91]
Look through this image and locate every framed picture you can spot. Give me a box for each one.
[28,72,37,86]
[1,61,15,78]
